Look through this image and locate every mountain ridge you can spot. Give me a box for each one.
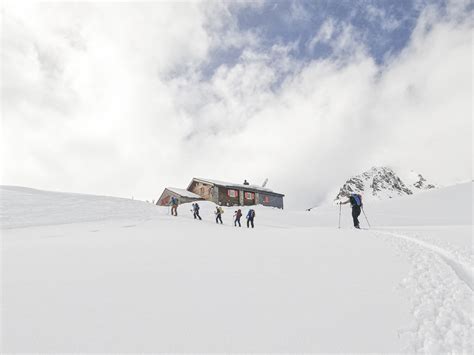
[334,166,436,202]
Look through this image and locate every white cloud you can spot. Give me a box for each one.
[364,4,403,31]
[285,0,311,24]
[307,19,367,60]
[307,18,335,51]
[1,1,472,208]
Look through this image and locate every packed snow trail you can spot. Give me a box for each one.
[370,229,473,353]
[375,230,473,291]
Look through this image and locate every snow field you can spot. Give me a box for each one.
[2,220,412,352]
[1,183,472,352]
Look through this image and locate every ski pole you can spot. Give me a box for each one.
[338,203,342,229]
[362,207,371,228]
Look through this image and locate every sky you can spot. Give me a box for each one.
[1,0,472,209]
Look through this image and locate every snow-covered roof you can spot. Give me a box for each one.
[190,178,284,196]
[166,187,201,199]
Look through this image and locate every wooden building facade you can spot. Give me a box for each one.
[156,187,202,206]
[187,178,284,209]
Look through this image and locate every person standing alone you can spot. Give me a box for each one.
[340,193,363,229]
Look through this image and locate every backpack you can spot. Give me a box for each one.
[249,209,255,218]
[351,194,362,207]
[218,207,224,214]
[195,203,200,211]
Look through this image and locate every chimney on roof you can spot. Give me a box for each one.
[243,179,249,185]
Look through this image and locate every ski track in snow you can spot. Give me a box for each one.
[371,229,473,353]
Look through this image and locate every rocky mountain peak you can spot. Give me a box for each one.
[335,166,436,201]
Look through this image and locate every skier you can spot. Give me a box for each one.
[340,193,363,229]
[246,209,255,228]
[215,206,224,224]
[234,209,242,227]
[192,203,202,220]
[170,196,178,216]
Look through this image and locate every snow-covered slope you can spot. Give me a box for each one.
[401,169,437,190]
[0,185,159,229]
[314,182,472,227]
[335,166,436,201]
[1,184,472,353]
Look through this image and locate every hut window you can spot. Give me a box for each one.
[244,192,254,200]
[263,196,269,203]
[228,189,238,198]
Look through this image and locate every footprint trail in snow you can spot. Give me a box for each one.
[372,229,473,353]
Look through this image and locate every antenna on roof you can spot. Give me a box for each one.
[262,178,268,187]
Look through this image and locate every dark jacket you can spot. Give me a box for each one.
[349,194,363,208]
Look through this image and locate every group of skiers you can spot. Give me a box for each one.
[169,197,257,228]
[170,192,365,230]
[227,207,255,228]
[210,205,256,228]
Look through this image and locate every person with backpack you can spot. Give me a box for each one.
[246,209,255,228]
[191,203,202,220]
[215,206,224,224]
[193,202,202,221]
[234,209,242,227]
[340,193,363,229]
[170,196,178,216]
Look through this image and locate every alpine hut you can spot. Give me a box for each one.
[156,187,202,206]
[186,178,284,209]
